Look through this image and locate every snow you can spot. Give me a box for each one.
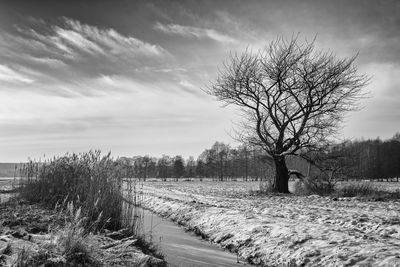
[0,202,165,266]
[141,181,400,266]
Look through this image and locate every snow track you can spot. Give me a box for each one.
[141,182,400,266]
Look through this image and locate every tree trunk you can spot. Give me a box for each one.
[273,156,290,193]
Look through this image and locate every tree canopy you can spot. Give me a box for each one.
[208,36,370,192]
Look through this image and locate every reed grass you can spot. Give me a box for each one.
[18,150,140,233]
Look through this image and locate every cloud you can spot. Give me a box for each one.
[0,17,177,96]
[154,22,236,43]
[9,17,167,61]
[54,27,104,55]
[0,64,34,84]
[64,18,166,57]
[25,56,67,68]
[178,80,195,88]
[19,28,76,59]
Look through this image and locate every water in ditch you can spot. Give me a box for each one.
[142,209,248,267]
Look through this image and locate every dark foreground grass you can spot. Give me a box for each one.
[10,151,166,266]
[13,203,101,267]
[1,200,166,267]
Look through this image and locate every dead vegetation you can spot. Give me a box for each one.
[0,200,166,267]
[0,151,166,267]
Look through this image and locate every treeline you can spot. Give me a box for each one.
[118,142,273,181]
[3,134,399,181]
[328,134,400,181]
[119,133,400,181]
[289,133,400,181]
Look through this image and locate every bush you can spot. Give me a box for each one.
[293,175,335,196]
[259,179,275,194]
[292,179,311,195]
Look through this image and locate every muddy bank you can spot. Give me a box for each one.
[0,200,165,267]
[141,182,400,267]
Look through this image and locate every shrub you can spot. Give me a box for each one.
[293,175,336,196]
[259,179,275,194]
[292,179,311,195]
[248,179,274,195]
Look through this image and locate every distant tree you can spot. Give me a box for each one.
[211,142,230,181]
[227,148,239,180]
[116,157,134,177]
[142,156,151,181]
[186,156,196,178]
[309,136,400,182]
[209,36,369,192]
[173,156,185,180]
[238,145,250,180]
[148,157,157,178]
[157,155,172,180]
[392,132,400,142]
[199,149,217,179]
[196,159,205,178]
[133,156,144,179]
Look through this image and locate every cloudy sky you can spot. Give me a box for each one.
[0,0,399,161]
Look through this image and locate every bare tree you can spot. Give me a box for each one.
[208,36,369,193]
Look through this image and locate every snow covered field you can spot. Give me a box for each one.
[0,177,17,203]
[141,181,400,266]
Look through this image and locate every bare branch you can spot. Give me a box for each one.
[208,35,370,159]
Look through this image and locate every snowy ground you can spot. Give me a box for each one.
[0,178,18,204]
[141,181,400,266]
[0,201,165,266]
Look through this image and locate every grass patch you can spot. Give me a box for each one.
[55,203,100,266]
[258,179,275,194]
[293,177,400,201]
[134,237,165,262]
[336,182,376,197]
[19,151,130,232]
[13,151,166,265]
[293,175,335,196]
[335,182,400,200]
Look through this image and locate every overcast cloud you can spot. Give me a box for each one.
[0,0,399,161]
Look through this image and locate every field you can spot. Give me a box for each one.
[141,180,400,266]
[0,177,18,203]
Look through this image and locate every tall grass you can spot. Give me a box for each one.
[293,177,400,200]
[335,182,400,200]
[13,202,101,267]
[19,151,139,233]
[121,178,144,236]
